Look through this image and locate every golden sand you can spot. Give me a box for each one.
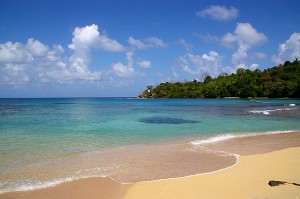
[124,147,300,199]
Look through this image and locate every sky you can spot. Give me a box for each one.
[0,0,299,97]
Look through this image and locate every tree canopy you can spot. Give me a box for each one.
[139,59,300,98]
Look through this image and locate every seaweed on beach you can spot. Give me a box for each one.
[268,180,300,187]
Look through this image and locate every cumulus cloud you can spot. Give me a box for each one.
[67,24,125,79]
[249,64,259,70]
[272,32,300,64]
[137,59,151,68]
[128,36,167,49]
[222,23,267,65]
[196,5,238,21]
[0,41,32,63]
[0,24,131,88]
[177,51,224,78]
[68,24,124,52]
[112,51,141,77]
[222,23,267,48]
[2,64,30,87]
[112,62,135,77]
[176,49,261,80]
[0,37,101,87]
[0,39,53,87]
[26,38,49,57]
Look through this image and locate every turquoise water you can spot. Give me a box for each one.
[0,98,299,193]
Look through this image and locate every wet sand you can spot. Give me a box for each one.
[125,147,300,199]
[0,177,129,199]
[1,132,300,199]
[200,131,300,155]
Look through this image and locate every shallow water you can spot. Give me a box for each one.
[0,98,299,193]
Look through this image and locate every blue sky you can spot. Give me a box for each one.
[0,0,299,97]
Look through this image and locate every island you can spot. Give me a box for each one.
[139,59,300,98]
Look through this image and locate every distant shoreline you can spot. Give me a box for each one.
[0,97,299,100]
[139,60,300,99]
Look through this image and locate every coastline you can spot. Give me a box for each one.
[0,177,130,199]
[125,147,300,199]
[1,132,300,199]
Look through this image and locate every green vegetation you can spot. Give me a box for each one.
[139,59,300,98]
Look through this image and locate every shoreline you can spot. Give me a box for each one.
[1,132,300,199]
[125,147,300,199]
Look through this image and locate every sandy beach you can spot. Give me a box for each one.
[125,147,300,199]
[1,133,300,199]
[0,177,130,199]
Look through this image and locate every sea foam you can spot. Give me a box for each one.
[249,107,297,115]
[190,130,298,146]
[0,178,76,194]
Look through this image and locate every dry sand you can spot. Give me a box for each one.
[124,147,300,199]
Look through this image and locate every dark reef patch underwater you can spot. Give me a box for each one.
[138,117,199,124]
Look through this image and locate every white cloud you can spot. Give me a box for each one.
[0,24,129,88]
[128,36,167,49]
[68,24,124,52]
[232,47,248,65]
[137,59,151,68]
[67,24,124,80]
[177,50,261,79]
[112,51,140,77]
[128,36,147,49]
[98,34,125,52]
[2,63,30,87]
[0,41,32,63]
[112,62,135,78]
[222,23,267,65]
[145,37,167,48]
[177,51,224,78]
[222,23,267,48]
[234,23,267,46]
[196,5,238,21]
[26,38,49,57]
[221,33,237,48]
[68,24,100,50]
[127,51,134,67]
[249,63,259,70]
[0,38,102,87]
[272,32,300,64]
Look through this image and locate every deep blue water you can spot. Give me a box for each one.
[0,98,299,193]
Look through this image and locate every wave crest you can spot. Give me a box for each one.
[190,130,298,146]
[249,107,297,115]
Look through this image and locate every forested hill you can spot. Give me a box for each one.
[139,59,300,98]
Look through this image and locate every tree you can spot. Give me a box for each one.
[139,59,300,98]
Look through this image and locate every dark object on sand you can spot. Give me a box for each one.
[268,180,300,187]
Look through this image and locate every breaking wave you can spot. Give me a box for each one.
[190,130,298,146]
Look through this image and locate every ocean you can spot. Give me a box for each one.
[0,98,299,193]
